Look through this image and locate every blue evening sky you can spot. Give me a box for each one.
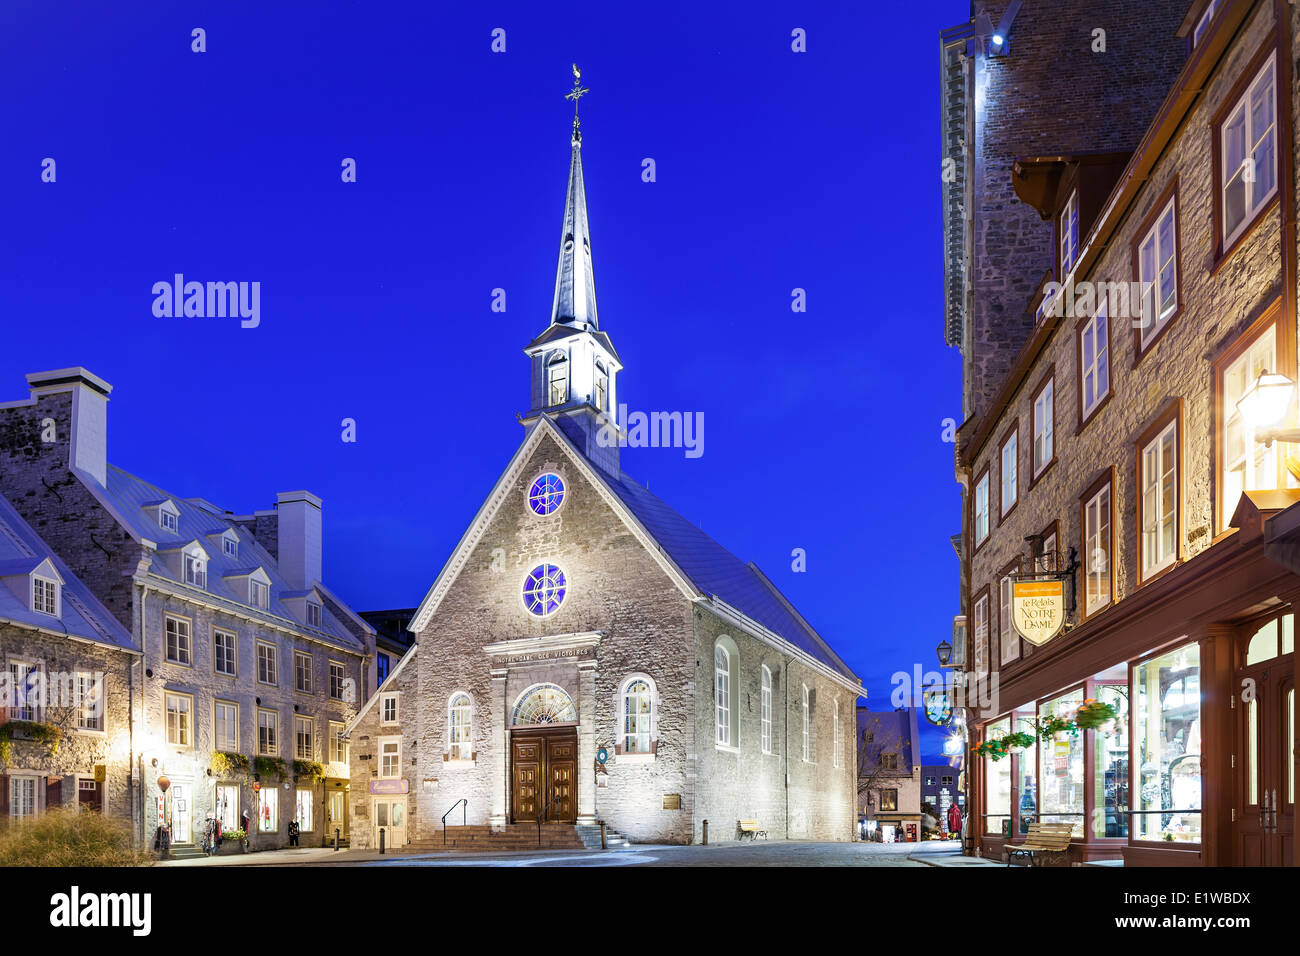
[0,0,965,759]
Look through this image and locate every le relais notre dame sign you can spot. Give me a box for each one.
[1012,580,1066,646]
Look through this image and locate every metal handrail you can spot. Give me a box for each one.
[536,793,563,845]
[442,798,467,845]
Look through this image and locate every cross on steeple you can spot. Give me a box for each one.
[565,63,589,144]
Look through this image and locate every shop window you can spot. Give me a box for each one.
[983,717,1011,836]
[1132,643,1201,843]
[1092,682,1130,839]
[258,788,278,833]
[1015,716,1038,836]
[1038,689,1085,837]
[216,784,239,832]
[296,790,314,832]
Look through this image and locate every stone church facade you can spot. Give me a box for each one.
[345,75,861,847]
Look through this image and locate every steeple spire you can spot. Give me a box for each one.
[551,64,598,330]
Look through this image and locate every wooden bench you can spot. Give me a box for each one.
[1006,822,1073,866]
[738,820,767,841]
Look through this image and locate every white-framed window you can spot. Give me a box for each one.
[329,720,348,764]
[714,645,731,747]
[448,693,472,760]
[1137,195,1179,348]
[547,352,568,406]
[6,660,40,721]
[221,530,238,558]
[213,629,237,676]
[74,673,103,732]
[381,693,399,725]
[1080,301,1110,420]
[183,549,207,588]
[379,736,401,778]
[1000,428,1018,516]
[832,698,840,769]
[215,700,238,752]
[999,572,1018,665]
[159,506,178,533]
[1220,324,1280,531]
[1084,480,1112,615]
[974,472,990,545]
[973,592,989,680]
[620,678,652,754]
[1141,418,1179,579]
[8,775,41,821]
[328,661,345,700]
[257,641,277,685]
[295,789,314,832]
[306,601,322,628]
[216,784,239,832]
[249,579,269,610]
[165,615,192,666]
[595,361,609,412]
[31,575,59,617]
[1059,190,1079,277]
[1032,376,1054,477]
[258,708,279,756]
[1220,53,1277,248]
[760,665,773,755]
[294,650,313,694]
[1193,0,1218,46]
[258,787,278,832]
[801,684,810,762]
[165,692,192,748]
[295,715,314,760]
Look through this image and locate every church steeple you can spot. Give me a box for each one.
[522,65,622,476]
[551,64,598,330]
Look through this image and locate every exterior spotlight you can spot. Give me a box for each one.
[936,639,953,666]
[1237,372,1296,444]
[992,34,1004,46]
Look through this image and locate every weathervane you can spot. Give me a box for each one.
[565,63,589,142]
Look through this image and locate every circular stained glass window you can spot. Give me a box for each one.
[527,473,566,516]
[523,564,567,616]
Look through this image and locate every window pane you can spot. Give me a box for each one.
[1133,643,1201,842]
[1039,689,1085,837]
[983,717,1011,836]
[1093,684,1130,838]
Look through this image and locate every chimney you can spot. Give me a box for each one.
[25,368,112,486]
[276,490,323,589]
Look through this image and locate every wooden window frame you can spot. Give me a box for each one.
[1076,301,1112,432]
[378,735,401,779]
[972,466,991,553]
[294,715,314,761]
[328,660,345,701]
[256,640,278,687]
[1058,189,1080,280]
[1211,42,1282,268]
[1135,399,1184,586]
[164,614,193,667]
[971,586,990,681]
[380,692,400,726]
[212,627,237,678]
[257,707,279,757]
[1130,178,1183,364]
[294,649,313,695]
[1035,519,1061,573]
[164,690,194,749]
[214,699,239,753]
[1078,468,1116,623]
[1030,366,1057,486]
[999,421,1020,521]
[1212,298,1295,535]
[998,556,1021,666]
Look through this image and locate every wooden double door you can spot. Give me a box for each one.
[1232,626,1294,866]
[511,727,577,824]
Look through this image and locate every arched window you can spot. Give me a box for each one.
[547,352,568,406]
[511,683,577,726]
[595,361,609,412]
[760,665,773,754]
[715,645,731,746]
[801,684,810,762]
[620,678,653,754]
[448,693,472,760]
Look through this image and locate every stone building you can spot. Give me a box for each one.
[949,0,1300,865]
[0,369,374,850]
[0,490,138,822]
[857,707,922,842]
[344,80,861,849]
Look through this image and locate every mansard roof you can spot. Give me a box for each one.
[76,463,365,653]
[0,490,137,652]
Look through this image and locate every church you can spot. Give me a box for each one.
[344,70,861,847]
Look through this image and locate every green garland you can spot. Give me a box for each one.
[293,760,324,782]
[0,720,63,766]
[211,751,251,777]
[253,755,286,780]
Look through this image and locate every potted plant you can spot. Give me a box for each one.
[1002,731,1036,752]
[1074,698,1119,732]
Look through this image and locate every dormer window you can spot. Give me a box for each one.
[31,576,59,616]
[306,601,322,628]
[222,530,238,558]
[250,578,269,609]
[183,549,207,588]
[1059,191,1079,278]
[547,352,568,406]
[1193,0,1217,47]
[159,506,178,533]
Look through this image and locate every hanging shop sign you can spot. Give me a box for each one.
[922,688,953,726]
[1012,579,1066,645]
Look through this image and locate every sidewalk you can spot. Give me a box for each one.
[158,845,451,866]
[906,846,1005,867]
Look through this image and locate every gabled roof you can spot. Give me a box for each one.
[525,323,621,363]
[409,416,859,687]
[0,491,137,651]
[76,463,364,653]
